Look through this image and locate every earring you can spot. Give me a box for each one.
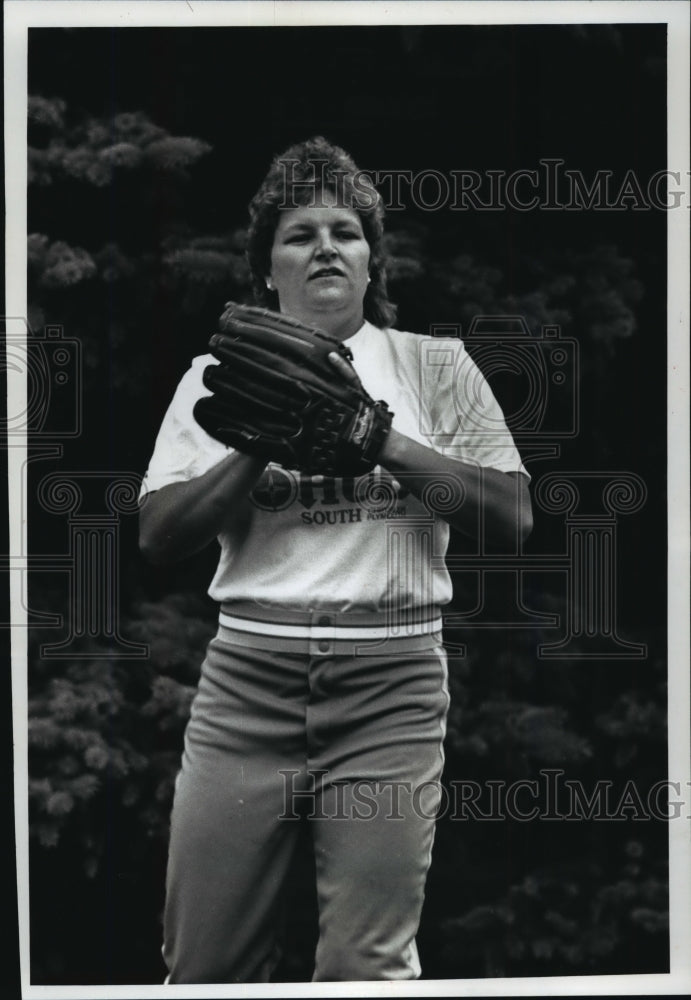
[265,278,274,290]
[367,276,371,284]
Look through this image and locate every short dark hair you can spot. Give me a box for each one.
[246,136,397,329]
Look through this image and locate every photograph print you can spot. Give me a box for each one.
[6,0,690,994]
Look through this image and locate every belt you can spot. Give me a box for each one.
[218,602,444,655]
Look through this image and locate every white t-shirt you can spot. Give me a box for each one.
[140,321,528,612]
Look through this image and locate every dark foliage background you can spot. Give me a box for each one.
[23,23,670,984]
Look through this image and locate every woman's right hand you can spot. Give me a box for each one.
[138,451,267,565]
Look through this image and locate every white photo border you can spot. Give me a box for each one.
[5,2,690,997]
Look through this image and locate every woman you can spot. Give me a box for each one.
[139,136,532,983]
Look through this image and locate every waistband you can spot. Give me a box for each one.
[218,602,443,656]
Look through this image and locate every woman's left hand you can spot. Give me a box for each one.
[377,428,533,548]
[327,353,533,546]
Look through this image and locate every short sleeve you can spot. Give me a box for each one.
[422,337,529,478]
[139,354,230,500]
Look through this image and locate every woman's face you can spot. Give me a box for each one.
[268,190,370,334]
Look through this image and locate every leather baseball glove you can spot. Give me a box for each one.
[193,302,393,476]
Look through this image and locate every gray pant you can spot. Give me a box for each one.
[163,620,449,983]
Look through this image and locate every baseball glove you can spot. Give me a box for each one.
[193,301,394,476]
